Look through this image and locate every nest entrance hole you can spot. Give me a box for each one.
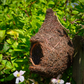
[30,42,43,65]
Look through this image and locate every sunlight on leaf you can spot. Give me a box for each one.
[0,54,3,62]
[0,30,6,43]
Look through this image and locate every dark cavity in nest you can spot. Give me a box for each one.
[30,42,43,65]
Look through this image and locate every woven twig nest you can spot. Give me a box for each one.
[29,9,74,77]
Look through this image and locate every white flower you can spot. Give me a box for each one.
[58,79,64,84]
[51,78,64,84]
[13,70,26,84]
[32,83,34,84]
[51,78,57,84]
[66,82,71,84]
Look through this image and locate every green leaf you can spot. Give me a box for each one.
[40,0,46,3]
[0,30,6,43]
[72,10,79,14]
[12,41,18,49]
[6,39,12,44]
[1,60,7,66]
[7,30,19,38]
[14,29,24,35]
[66,8,69,12]
[1,60,12,69]
[48,1,55,5]
[11,67,16,72]
[0,54,3,62]
[0,65,4,70]
[82,15,84,19]
[1,42,10,53]
[15,59,24,62]
[3,69,10,74]
[6,61,13,69]
[21,38,26,43]
[13,63,19,68]
[0,78,5,82]
[5,73,14,81]
[13,49,24,51]
[57,10,64,15]
[79,0,84,2]
[1,0,6,5]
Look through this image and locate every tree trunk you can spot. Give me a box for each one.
[73,36,84,84]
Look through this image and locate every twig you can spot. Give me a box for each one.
[7,14,16,25]
[28,1,36,8]
[54,12,70,33]
[30,58,36,66]
[7,14,11,18]
[18,6,29,17]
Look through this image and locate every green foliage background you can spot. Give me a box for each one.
[0,0,84,84]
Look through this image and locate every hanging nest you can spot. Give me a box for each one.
[29,9,74,77]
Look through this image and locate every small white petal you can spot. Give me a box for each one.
[19,70,26,76]
[32,83,34,84]
[66,82,71,84]
[59,79,64,84]
[51,78,57,84]
[19,76,24,82]
[13,71,18,77]
[15,77,20,84]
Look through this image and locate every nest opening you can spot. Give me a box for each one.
[30,42,43,65]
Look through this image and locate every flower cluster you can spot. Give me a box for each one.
[51,78,64,84]
[51,78,71,84]
[13,70,70,84]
